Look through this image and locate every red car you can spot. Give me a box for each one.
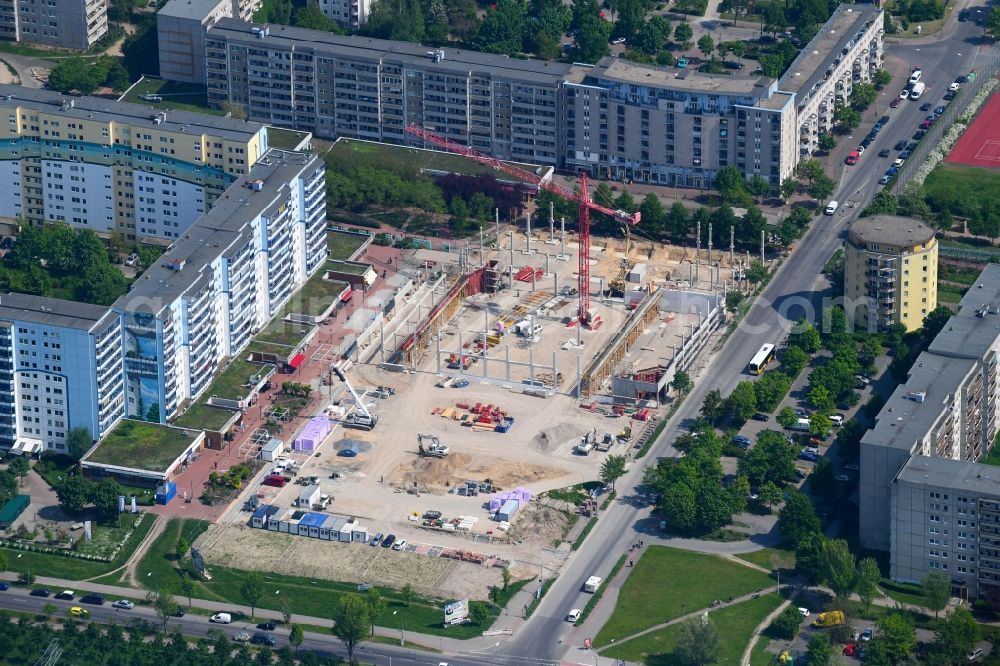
[919,120,932,130]
[890,97,902,108]
[263,474,287,488]
[845,150,861,165]
[843,643,859,657]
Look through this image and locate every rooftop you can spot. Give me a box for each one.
[860,351,977,452]
[157,0,228,21]
[778,4,883,97]
[172,356,274,430]
[0,293,113,332]
[588,58,775,96]
[84,419,202,473]
[118,149,320,314]
[210,18,573,84]
[929,264,1000,361]
[276,270,349,318]
[849,215,936,247]
[896,455,1000,494]
[0,83,263,142]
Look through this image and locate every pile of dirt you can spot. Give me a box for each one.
[389,452,566,491]
[505,502,571,547]
[531,422,581,452]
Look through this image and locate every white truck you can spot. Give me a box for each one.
[584,576,602,593]
[909,81,926,100]
[792,417,811,432]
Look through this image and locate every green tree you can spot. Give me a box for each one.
[47,57,101,95]
[179,577,195,608]
[922,306,952,341]
[818,133,837,151]
[574,0,611,62]
[662,483,698,532]
[150,589,176,634]
[796,159,824,186]
[874,612,916,663]
[727,381,758,422]
[697,33,715,59]
[365,0,426,41]
[673,22,693,48]
[55,474,92,514]
[807,385,834,414]
[701,388,725,422]
[637,16,670,55]
[781,347,809,377]
[599,454,628,492]
[67,427,94,461]
[987,5,1000,39]
[747,174,771,201]
[331,594,373,664]
[778,490,821,548]
[294,1,339,30]
[857,557,881,614]
[365,587,386,636]
[777,406,799,430]
[468,599,489,625]
[671,370,692,395]
[289,624,305,654]
[821,539,856,601]
[0,549,7,573]
[739,430,796,487]
[477,0,527,54]
[759,54,784,78]
[746,260,768,284]
[769,605,803,640]
[8,456,29,482]
[725,290,744,313]
[849,82,877,111]
[402,583,415,607]
[873,68,892,89]
[808,174,837,201]
[808,457,837,503]
[795,532,825,582]
[922,571,951,618]
[758,481,783,510]
[780,177,799,200]
[929,607,978,665]
[240,572,264,618]
[834,105,862,131]
[763,2,787,34]
[675,617,719,665]
[809,412,832,437]
[176,537,191,561]
[805,632,832,666]
[91,477,124,522]
[715,165,746,204]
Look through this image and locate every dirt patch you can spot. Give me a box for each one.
[193,523,501,599]
[531,422,581,452]
[388,452,566,492]
[504,501,572,548]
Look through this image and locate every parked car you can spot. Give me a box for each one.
[393,539,408,551]
[799,451,819,462]
[959,9,969,21]
[382,534,396,548]
[900,150,912,159]
[234,631,251,643]
[798,607,810,617]
[944,91,957,101]
[913,129,926,140]
[125,253,139,267]
[251,633,277,646]
[861,626,874,641]
[173,607,186,617]
[733,435,752,449]
[969,647,984,661]
[423,510,443,520]
[836,474,850,482]
[899,89,910,100]
[723,61,744,70]
[920,120,932,130]
[112,600,134,610]
[890,97,902,108]
[751,412,770,422]
[878,149,890,158]
[920,102,932,112]
[894,158,906,167]
[935,105,947,115]
[0,582,8,591]
[30,589,51,597]
[879,174,891,185]
[370,532,384,546]
[845,151,861,165]
[80,595,104,605]
[257,622,276,631]
[0,236,13,250]
[567,609,582,622]
[878,115,890,125]
[55,591,75,601]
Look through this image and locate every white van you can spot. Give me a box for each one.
[909,69,922,85]
[825,201,839,215]
[830,414,844,427]
[792,417,811,432]
[210,613,232,624]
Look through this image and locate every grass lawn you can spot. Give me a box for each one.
[326,138,544,183]
[171,402,238,432]
[879,578,926,607]
[327,260,371,276]
[1,513,156,581]
[267,128,310,150]
[276,272,349,319]
[593,546,774,647]
[140,519,520,639]
[245,340,294,361]
[327,229,370,261]
[923,164,1000,213]
[748,635,778,666]
[737,547,796,571]
[939,264,981,286]
[938,285,968,304]
[601,593,784,665]
[84,420,200,472]
[194,358,273,404]
[254,318,315,348]
[119,77,221,116]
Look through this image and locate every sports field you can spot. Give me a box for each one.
[946,91,1000,168]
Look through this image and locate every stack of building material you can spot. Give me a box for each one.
[294,416,330,451]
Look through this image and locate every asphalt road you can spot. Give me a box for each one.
[513,19,994,665]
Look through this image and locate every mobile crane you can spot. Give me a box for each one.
[332,366,379,430]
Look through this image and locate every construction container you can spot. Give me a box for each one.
[628,263,647,283]
[251,505,281,529]
[155,482,176,505]
[261,438,284,462]
[296,484,321,508]
[0,494,30,530]
[497,499,520,521]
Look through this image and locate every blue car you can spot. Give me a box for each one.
[935,106,946,115]
[886,166,898,176]
[0,582,8,591]
[799,451,819,462]
[338,447,359,457]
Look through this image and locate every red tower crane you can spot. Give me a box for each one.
[404,125,640,324]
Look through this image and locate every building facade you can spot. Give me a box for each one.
[0,0,107,50]
[777,4,883,156]
[318,0,370,29]
[858,264,1000,600]
[115,149,327,423]
[158,0,265,84]
[0,85,269,243]
[0,294,123,455]
[844,215,938,332]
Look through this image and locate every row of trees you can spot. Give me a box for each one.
[54,474,126,522]
[46,56,130,96]
[1,225,129,306]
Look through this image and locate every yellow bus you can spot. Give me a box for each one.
[748,343,776,375]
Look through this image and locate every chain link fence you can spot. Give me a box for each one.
[893,43,1000,192]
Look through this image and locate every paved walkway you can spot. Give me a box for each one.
[740,594,796,666]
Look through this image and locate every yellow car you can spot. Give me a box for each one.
[69,607,89,618]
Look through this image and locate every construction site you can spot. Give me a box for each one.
[199,131,757,604]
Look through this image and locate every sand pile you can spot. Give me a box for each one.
[389,452,566,491]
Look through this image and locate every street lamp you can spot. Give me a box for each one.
[393,610,404,646]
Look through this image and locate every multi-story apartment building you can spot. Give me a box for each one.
[0,0,107,50]
[115,149,326,423]
[158,0,264,84]
[0,84,268,243]
[0,294,123,455]
[562,60,797,187]
[318,0,370,29]
[778,4,883,155]
[858,264,1000,600]
[190,6,882,188]
[844,215,938,332]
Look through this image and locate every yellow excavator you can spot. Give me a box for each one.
[609,224,632,296]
